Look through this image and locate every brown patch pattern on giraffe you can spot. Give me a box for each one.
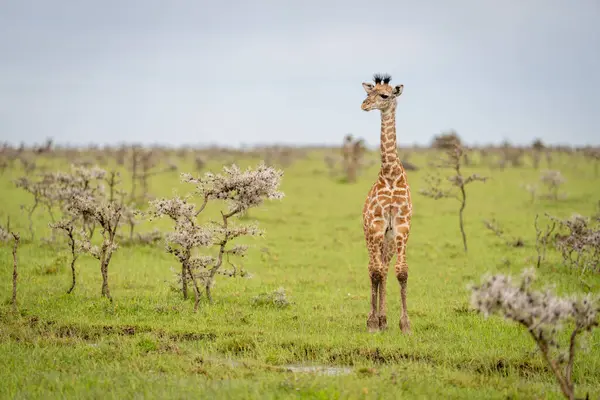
[360,73,412,333]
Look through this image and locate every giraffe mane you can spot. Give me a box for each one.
[373,73,392,85]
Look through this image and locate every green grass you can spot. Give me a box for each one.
[1,150,599,399]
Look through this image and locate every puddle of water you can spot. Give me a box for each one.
[211,358,352,376]
[282,364,352,376]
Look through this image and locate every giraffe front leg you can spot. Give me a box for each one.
[365,220,386,333]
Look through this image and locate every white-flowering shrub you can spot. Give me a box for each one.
[65,192,124,301]
[471,268,599,400]
[149,163,284,310]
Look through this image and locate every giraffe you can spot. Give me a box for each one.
[360,73,413,333]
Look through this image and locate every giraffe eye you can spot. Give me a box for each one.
[380,94,389,99]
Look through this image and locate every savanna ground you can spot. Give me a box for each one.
[1,146,599,399]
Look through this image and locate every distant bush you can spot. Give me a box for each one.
[540,170,567,200]
[431,130,461,150]
[251,287,291,308]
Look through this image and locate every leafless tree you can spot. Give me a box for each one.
[1,225,21,312]
[420,143,487,252]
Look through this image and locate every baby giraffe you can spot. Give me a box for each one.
[360,73,413,333]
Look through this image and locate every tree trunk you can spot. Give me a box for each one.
[101,259,112,301]
[67,235,77,294]
[12,233,20,312]
[181,262,188,300]
[206,283,212,304]
[99,245,113,301]
[68,256,77,294]
[185,264,201,312]
[459,186,468,252]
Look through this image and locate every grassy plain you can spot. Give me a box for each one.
[0,149,599,399]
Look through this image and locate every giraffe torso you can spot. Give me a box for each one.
[362,161,412,240]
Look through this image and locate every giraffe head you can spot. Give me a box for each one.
[361,74,403,112]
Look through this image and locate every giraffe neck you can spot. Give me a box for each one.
[379,105,398,167]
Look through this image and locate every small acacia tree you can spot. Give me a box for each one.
[149,163,284,310]
[67,195,124,301]
[471,268,599,400]
[420,143,487,252]
[49,219,84,294]
[0,225,20,312]
[45,165,110,294]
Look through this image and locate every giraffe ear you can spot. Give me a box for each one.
[393,84,404,96]
[362,82,375,94]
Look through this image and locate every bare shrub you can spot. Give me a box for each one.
[149,163,284,310]
[471,268,599,400]
[547,213,600,273]
[420,143,487,252]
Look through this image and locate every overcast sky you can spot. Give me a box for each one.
[1,0,599,148]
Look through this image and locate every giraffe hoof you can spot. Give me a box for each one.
[400,317,411,334]
[378,316,388,331]
[367,316,380,333]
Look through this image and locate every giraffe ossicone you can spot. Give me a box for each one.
[360,73,413,333]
